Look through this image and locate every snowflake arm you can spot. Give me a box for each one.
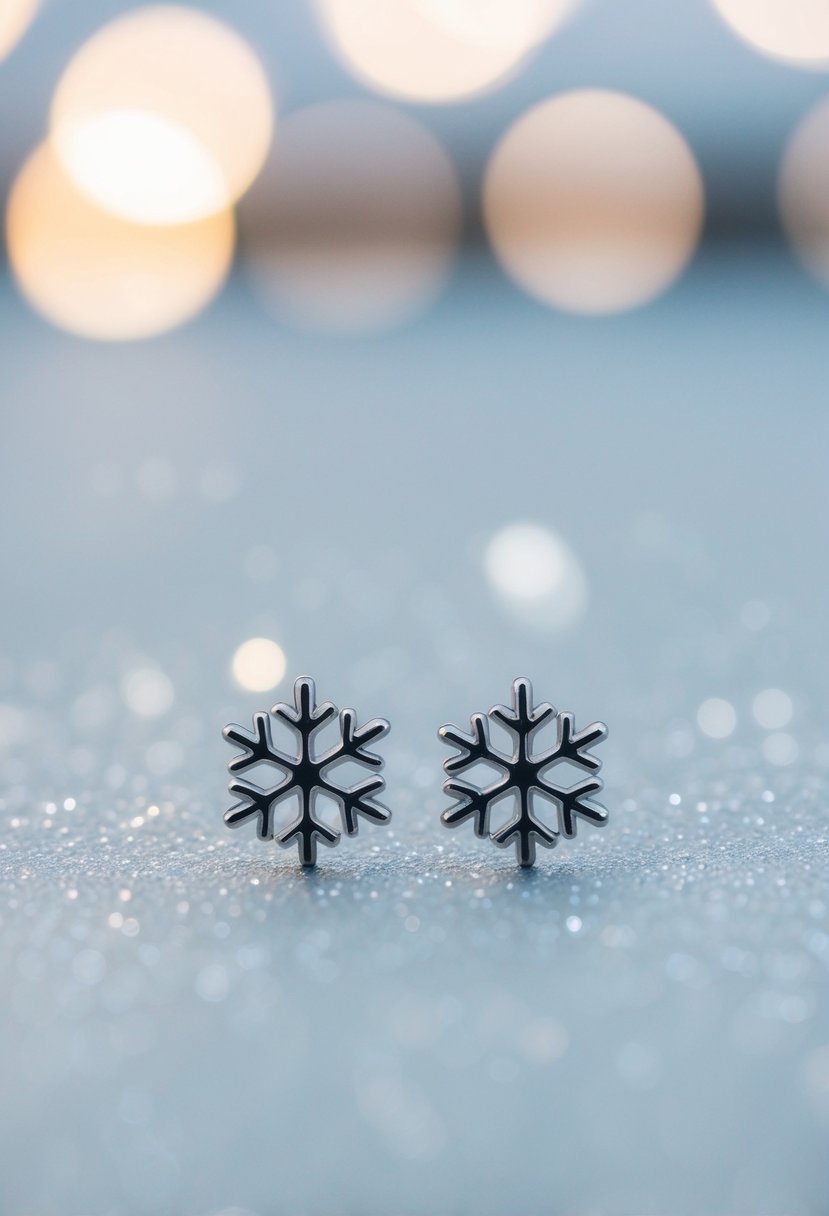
[439,713,510,837]
[223,712,294,838]
[442,779,503,837]
[535,711,608,838]
[273,676,337,737]
[320,708,391,835]
[542,776,607,839]
[328,776,389,836]
[488,679,562,865]
[223,713,293,773]
[491,792,558,867]
[536,712,607,773]
[270,677,342,865]
[277,793,340,867]
[490,677,555,749]
[225,774,294,840]
[440,713,506,775]
[322,708,389,771]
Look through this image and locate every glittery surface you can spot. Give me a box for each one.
[2,258,829,1215]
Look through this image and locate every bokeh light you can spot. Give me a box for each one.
[483,90,704,314]
[314,0,576,104]
[121,666,175,718]
[483,522,587,631]
[241,100,461,332]
[50,5,273,225]
[779,97,829,289]
[136,458,177,502]
[696,697,736,739]
[762,732,798,765]
[710,0,829,69]
[6,142,234,341]
[752,688,793,730]
[231,638,287,693]
[0,0,38,60]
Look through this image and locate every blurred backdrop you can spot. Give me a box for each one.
[4,0,829,340]
[2,3,829,1215]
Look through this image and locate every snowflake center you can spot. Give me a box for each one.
[289,751,327,789]
[505,751,540,790]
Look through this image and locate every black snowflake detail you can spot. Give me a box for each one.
[223,676,390,866]
[439,677,608,867]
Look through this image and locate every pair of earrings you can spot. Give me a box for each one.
[223,675,608,868]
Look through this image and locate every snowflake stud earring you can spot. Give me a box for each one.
[223,675,391,866]
[439,677,608,867]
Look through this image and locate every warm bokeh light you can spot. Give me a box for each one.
[483,90,704,315]
[0,0,38,60]
[231,638,287,693]
[483,522,587,631]
[241,100,461,332]
[779,97,829,289]
[314,0,576,103]
[50,5,273,225]
[7,142,234,341]
[710,0,829,69]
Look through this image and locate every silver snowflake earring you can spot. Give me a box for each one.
[439,677,608,867]
[223,675,390,866]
